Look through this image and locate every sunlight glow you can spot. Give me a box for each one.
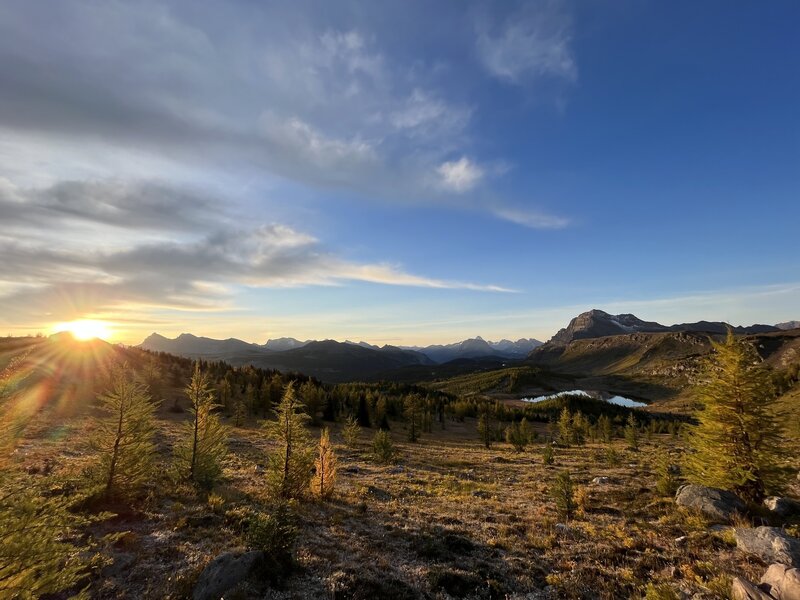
[53,319,113,341]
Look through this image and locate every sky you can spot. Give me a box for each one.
[0,0,798,346]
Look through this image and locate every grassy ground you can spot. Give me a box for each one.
[8,397,796,600]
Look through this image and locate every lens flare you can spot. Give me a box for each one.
[53,319,112,341]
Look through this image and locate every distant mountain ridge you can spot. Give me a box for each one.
[403,336,542,363]
[140,332,542,367]
[547,309,780,346]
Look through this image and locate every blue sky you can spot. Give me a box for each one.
[0,0,797,344]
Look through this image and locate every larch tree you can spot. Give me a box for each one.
[310,427,337,500]
[341,415,360,448]
[597,414,613,443]
[557,407,574,446]
[141,355,163,401]
[90,364,158,499]
[686,331,788,501]
[624,414,639,450]
[176,364,228,489]
[263,382,314,499]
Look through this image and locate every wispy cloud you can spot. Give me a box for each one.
[475,2,577,85]
[492,206,570,229]
[0,179,512,327]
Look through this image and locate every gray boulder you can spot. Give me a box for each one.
[765,497,800,519]
[731,577,776,600]
[675,484,746,522]
[736,527,800,568]
[761,564,800,600]
[193,550,263,600]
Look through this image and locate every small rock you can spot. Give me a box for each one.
[343,466,360,474]
[387,466,405,474]
[764,497,800,519]
[555,523,569,534]
[735,527,800,568]
[731,578,774,600]
[366,485,392,501]
[761,563,800,600]
[193,550,264,600]
[675,484,746,523]
[675,535,689,545]
[472,490,492,499]
[591,476,610,485]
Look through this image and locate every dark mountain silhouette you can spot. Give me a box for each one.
[139,334,432,382]
[406,336,542,363]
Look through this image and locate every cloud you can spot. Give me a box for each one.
[437,157,485,192]
[476,2,577,84]
[0,2,573,227]
[0,179,512,325]
[0,178,221,232]
[492,206,570,229]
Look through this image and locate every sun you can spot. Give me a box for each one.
[54,319,113,341]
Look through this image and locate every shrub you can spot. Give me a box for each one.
[644,583,679,600]
[505,418,531,452]
[542,445,555,465]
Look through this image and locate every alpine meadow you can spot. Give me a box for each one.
[0,2,799,599]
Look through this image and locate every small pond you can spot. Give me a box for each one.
[520,389,647,408]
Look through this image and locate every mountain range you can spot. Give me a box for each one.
[546,309,780,346]
[138,310,797,384]
[139,333,541,382]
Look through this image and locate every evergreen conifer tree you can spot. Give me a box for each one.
[404,394,423,442]
[686,331,788,501]
[264,382,314,499]
[477,406,493,449]
[624,413,639,450]
[90,364,158,498]
[176,364,228,489]
[1,352,99,597]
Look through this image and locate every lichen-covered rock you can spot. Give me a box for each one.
[735,527,800,568]
[674,484,746,522]
[193,550,264,600]
[761,564,800,600]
